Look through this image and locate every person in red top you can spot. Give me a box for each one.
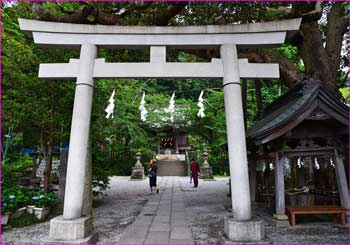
[191,159,200,188]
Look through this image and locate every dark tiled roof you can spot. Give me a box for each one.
[246,79,349,145]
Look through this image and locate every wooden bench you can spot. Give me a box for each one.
[286,205,347,226]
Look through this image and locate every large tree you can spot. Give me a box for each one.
[28,1,349,95]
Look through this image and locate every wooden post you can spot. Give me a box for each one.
[275,153,285,215]
[297,165,305,187]
[334,150,350,209]
[249,160,257,202]
[273,153,289,226]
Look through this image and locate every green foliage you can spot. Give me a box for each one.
[8,212,39,227]
[339,88,350,102]
[2,187,31,213]
[1,165,18,189]
[92,165,111,196]
[1,186,57,214]
[274,45,304,72]
[31,191,57,208]
[1,155,33,188]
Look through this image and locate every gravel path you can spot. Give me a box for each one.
[1,176,349,244]
[179,177,350,244]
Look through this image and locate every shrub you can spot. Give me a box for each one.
[1,187,32,214]
[92,166,111,197]
[31,191,57,208]
[1,155,34,188]
[8,212,39,227]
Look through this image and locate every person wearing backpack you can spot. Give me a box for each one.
[148,159,159,194]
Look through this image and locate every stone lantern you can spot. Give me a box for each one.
[200,151,213,179]
[130,152,144,180]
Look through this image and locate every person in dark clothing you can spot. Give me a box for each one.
[191,159,200,187]
[148,159,159,194]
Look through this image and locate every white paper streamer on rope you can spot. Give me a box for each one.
[105,89,115,119]
[282,157,291,178]
[105,135,114,144]
[139,92,148,121]
[314,157,320,170]
[197,90,205,118]
[269,162,274,170]
[297,157,304,168]
[168,92,175,122]
[330,158,335,168]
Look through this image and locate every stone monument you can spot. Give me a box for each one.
[200,151,213,179]
[130,152,145,180]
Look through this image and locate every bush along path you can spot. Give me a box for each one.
[2,187,58,227]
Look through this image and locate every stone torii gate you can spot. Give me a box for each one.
[19,18,301,243]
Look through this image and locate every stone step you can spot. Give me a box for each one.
[157,160,186,176]
[158,173,186,176]
[157,161,186,165]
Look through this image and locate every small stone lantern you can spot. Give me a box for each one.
[200,151,213,179]
[130,152,144,180]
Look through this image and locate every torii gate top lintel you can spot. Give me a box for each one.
[18,18,301,49]
[18,18,301,80]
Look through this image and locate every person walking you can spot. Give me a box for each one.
[148,159,159,194]
[191,159,200,188]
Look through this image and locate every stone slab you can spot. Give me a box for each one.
[224,216,265,242]
[150,223,171,232]
[49,215,93,241]
[117,237,145,244]
[171,219,189,227]
[144,231,170,244]
[272,214,289,227]
[153,215,171,223]
[170,227,193,240]
[271,218,290,227]
[43,231,98,244]
[218,231,272,244]
[170,239,194,244]
[121,226,149,238]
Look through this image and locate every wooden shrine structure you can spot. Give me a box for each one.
[247,78,349,225]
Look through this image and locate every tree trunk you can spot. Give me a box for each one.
[43,145,53,193]
[255,80,263,119]
[295,2,348,95]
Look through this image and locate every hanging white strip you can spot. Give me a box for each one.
[139,92,148,121]
[105,89,115,119]
[168,92,175,122]
[197,90,205,118]
[314,157,320,170]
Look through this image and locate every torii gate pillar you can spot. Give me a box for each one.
[47,43,98,243]
[221,44,264,241]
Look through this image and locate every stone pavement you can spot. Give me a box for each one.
[2,176,349,244]
[118,176,194,244]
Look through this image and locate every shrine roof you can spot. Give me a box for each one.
[246,79,349,145]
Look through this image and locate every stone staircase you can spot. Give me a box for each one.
[157,160,187,176]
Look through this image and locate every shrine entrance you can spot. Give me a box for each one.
[19,17,301,243]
